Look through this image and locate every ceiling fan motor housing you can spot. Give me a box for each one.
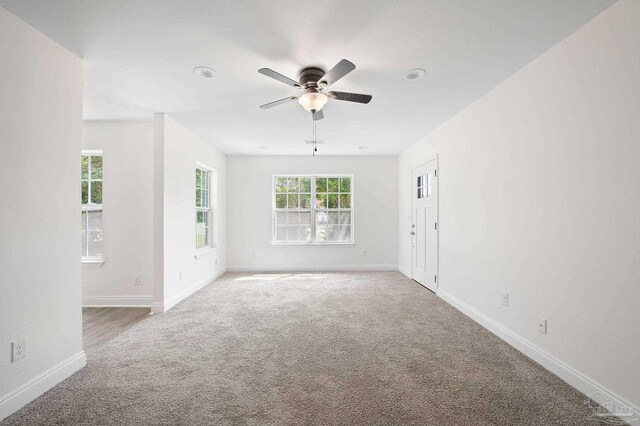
[299,66,326,87]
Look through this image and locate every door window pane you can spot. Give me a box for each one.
[417,174,428,199]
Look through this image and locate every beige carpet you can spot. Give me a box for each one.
[3,272,606,425]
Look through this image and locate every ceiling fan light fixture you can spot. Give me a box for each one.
[298,92,328,112]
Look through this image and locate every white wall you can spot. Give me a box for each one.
[228,156,398,271]
[0,5,85,420]
[81,121,154,306]
[399,0,639,411]
[152,114,227,312]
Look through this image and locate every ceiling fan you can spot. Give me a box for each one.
[258,59,372,121]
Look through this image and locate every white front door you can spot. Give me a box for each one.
[411,160,438,292]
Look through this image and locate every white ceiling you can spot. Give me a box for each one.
[1,0,615,155]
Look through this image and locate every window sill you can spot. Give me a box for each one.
[82,258,104,266]
[194,247,215,259]
[271,242,355,246]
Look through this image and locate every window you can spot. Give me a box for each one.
[81,151,103,260]
[196,166,212,249]
[417,174,431,199]
[273,175,353,244]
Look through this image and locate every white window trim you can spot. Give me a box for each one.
[272,174,355,246]
[81,150,104,262]
[195,163,216,253]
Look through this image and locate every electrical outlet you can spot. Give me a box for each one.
[214,259,218,266]
[133,275,142,286]
[362,250,367,257]
[501,293,509,307]
[179,270,184,281]
[12,338,26,362]
[538,318,547,335]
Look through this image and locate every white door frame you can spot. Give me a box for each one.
[411,155,439,292]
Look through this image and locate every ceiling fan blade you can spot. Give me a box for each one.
[259,96,298,109]
[258,68,300,87]
[312,109,324,121]
[319,59,356,86]
[328,91,372,104]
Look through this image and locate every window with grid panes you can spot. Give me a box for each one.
[81,151,103,260]
[273,175,353,244]
[196,167,212,249]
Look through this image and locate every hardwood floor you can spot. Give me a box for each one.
[82,307,151,352]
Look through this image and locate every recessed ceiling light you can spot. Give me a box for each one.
[405,68,426,80]
[258,146,268,150]
[193,66,216,79]
[358,146,367,150]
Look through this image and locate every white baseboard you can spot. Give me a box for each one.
[150,301,165,314]
[0,351,86,421]
[82,295,153,307]
[398,264,411,278]
[227,264,399,272]
[437,288,639,418]
[151,268,227,314]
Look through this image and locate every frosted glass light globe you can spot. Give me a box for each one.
[298,92,328,112]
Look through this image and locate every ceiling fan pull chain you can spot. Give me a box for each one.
[312,120,317,156]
